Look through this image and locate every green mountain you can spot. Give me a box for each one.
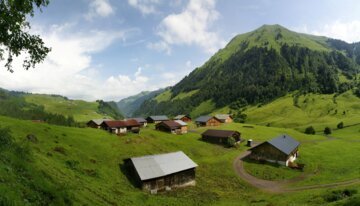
[117,88,165,117]
[0,89,123,124]
[134,25,360,120]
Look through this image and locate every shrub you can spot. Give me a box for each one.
[337,121,344,129]
[324,189,357,202]
[305,126,316,135]
[0,127,13,148]
[65,160,79,170]
[227,137,237,147]
[324,127,332,135]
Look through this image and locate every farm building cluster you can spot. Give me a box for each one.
[86,114,301,193]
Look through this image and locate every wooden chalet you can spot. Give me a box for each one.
[215,114,233,123]
[173,115,192,122]
[195,116,221,127]
[146,115,169,124]
[174,120,188,134]
[201,129,241,145]
[125,119,141,133]
[132,117,147,127]
[100,120,127,134]
[155,120,187,134]
[126,151,198,193]
[249,135,300,166]
[87,119,111,129]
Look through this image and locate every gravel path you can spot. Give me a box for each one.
[233,147,360,193]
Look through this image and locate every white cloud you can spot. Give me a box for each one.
[127,0,161,15]
[149,0,226,54]
[294,20,360,43]
[86,0,114,20]
[0,24,154,101]
[147,41,172,54]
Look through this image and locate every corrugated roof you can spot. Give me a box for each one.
[201,129,239,138]
[215,114,231,120]
[195,115,213,123]
[267,135,300,155]
[131,151,198,181]
[174,120,187,126]
[174,115,185,120]
[148,115,169,121]
[158,120,182,129]
[132,117,147,123]
[90,119,111,125]
[103,120,127,128]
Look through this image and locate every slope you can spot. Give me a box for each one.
[24,94,123,122]
[134,24,360,118]
[0,115,359,205]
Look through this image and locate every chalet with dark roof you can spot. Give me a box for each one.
[132,117,147,127]
[173,115,192,122]
[249,134,300,166]
[201,129,241,145]
[195,115,221,127]
[87,119,111,129]
[100,120,127,134]
[146,115,169,123]
[155,120,187,134]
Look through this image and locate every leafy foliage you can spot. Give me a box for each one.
[0,0,50,72]
[305,126,316,135]
[337,121,344,129]
[324,127,332,135]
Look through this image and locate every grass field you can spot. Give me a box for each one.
[24,94,107,122]
[0,115,359,205]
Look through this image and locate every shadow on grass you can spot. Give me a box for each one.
[119,159,141,189]
[197,137,233,148]
[242,155,283,169]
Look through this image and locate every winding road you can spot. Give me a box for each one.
[233,149,360,193]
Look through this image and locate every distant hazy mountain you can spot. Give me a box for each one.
[117,88,166,117]
[134,24,360,117]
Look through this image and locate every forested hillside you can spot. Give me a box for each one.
[134,25,360,117]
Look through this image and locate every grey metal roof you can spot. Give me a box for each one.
[174,115,185,120]
[132,117,147,123]
[267,134,300,155]
[90,119,111,125]
[174,120,187,126]
[130,151,198,181]
[195,115,213,123]
[215,114,231,120]
[148,115,169,121]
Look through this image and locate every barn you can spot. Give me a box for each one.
[174,120,188,134]
[146,115,169,124]
[87,119,111,129]
[215,114,233,123]
[201,129,241,145]
[195,116,222,127]
[127,151,198,193]
[249,134,300,166]
[125,119,141,133]
[173,115,192,122]
[100,120,127,134]
[155,120,187,134]
[132,117,147,127]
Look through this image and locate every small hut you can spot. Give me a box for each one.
[132,117,147,127]
[249,134,300,166]
[100,120,127,134]
[214,114,233,123]
[155,120,187,134]
[127,151,198,193]
[173,115,192,122]
[201,129,241,145]
[87,119,111,129]
[146,115,169,124]
[195,116,222,127]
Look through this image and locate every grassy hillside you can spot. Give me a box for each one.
[24,94,122,122]
[243,91,360,131]
[134,24,360,117]
[0,115,359,205]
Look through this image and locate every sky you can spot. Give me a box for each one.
[1,0,360,101]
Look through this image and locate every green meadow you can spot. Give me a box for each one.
[0,115,359,205]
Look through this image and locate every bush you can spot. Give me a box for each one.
[227,137,237,147]
[305,126,316,135]
[324,189,357,202]
[324,127,332,135]
[337,121,344,129]
[0,127,14,148]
